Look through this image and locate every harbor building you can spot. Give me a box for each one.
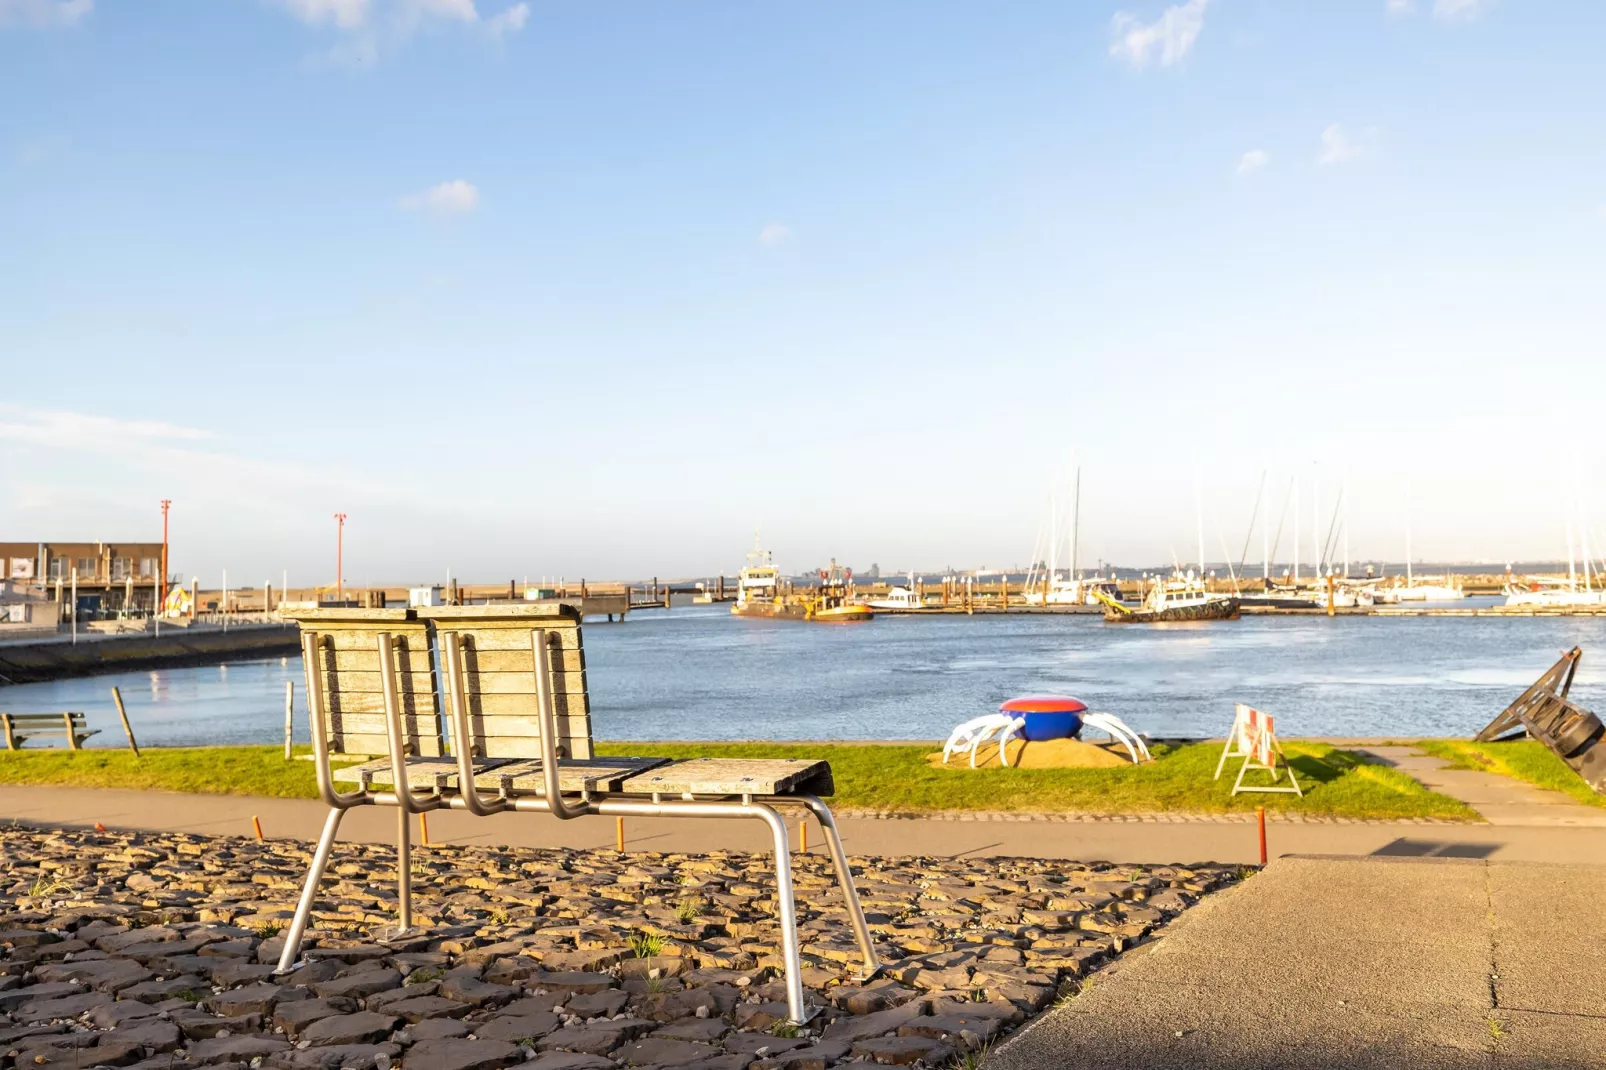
[0,541,168,617]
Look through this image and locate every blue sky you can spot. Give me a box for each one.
[4,0,1604,585]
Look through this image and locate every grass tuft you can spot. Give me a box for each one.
[1414,739,1606,810]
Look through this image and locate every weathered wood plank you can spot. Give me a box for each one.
[330,732,446,758]
[334,756,510,788]
[315,670,437,695]
[451,648,586,674]
[471,756,668,793]
[615,758,834,796]
[311,630,434,652]
[446,630,582,652]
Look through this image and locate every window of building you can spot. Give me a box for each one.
[48,557,65,581]
[140,557,158,579]
[75,557,97,579]
[112,558,132,581]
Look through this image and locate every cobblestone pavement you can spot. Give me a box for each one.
[0,827,1237,1070]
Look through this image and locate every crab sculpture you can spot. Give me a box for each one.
[942,695,1152,768]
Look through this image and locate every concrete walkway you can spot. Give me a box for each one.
[1358,745,1606,827]
[3,784,1606,864]
[990,854,1606,1070]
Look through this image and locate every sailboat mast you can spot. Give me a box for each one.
[1048,488,1057,586]
[1071,466,1081,583]
[1293,478,1300,585]
[1568,522,1577,590]
[1263,476,1271,583]
[1195,483,1205,578]
[1584,515,1593,593]
[1312,468,1321,577]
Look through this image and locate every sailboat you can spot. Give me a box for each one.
[1098,490,1239,623]
[1021,465,1106,605]
[1375,482,1466,603]
[1504,518,1606,607]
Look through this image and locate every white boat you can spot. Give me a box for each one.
[1022,463,1108,605]
[866,576,929,611]
[1504,580,1606,607]
[1379,577,1465,602]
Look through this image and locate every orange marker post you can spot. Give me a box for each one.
[616,817,625,853]
[800,819,808,853]
[1256,806,1267,866]
[419,812,430,846]
[252,815,264,841]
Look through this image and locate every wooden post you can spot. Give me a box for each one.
[63,711,80,750]
[2,714,15,751]
[800,819,808,852]
[283,681,294,760]
[111,687,140,757]
[1000,576,1007,609]
[420,812,430,846]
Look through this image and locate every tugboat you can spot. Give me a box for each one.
[1097,570,1240,623]
[730,542,808,620]
[806,559,873,623]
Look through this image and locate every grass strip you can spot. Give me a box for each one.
[1413,738,1606,810]
[0,740,1478,821]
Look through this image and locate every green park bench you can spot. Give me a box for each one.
[1,712,99,751]
[277,603,879,1024]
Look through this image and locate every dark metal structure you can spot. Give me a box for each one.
[1476,646,1606,795]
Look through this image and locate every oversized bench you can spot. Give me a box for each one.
[278,604,878,1023]
[1,712,99,750]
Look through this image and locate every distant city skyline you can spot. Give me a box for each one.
[4,1,1603,582]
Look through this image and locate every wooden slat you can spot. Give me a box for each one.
[615,758,834,796]
[443,629,581,652]
[481,737,593,760]
[314,631,433,651]
[471,756,668,793]
[452,648,586,674]
[317,692,441,716]
[334,757,510,788]
[315,670,436,694]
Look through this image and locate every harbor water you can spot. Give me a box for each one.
[3,602,1604,748]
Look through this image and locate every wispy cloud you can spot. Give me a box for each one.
[1433,0,1490,20]
[1385,0,1415,15]
[1236,149,1269,176]
[0,405,214,449]
[758,223,792,246]
[1318,123,1377,165]
[398,179,480,215]
[0,0,92,28]
[273,0,528,66]
[1110,0,1209,69]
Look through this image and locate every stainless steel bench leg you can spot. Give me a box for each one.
[750,803,811,1025]
[796,796,881,981]
[396,806,413,931]
[275,807,346,974]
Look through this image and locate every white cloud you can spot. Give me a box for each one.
[398,179,480,215]
[1433,0,1490,20]
[0,0,92,28]
[485,1,527,37]
[1318,123,1377,165]
[1385,0,1415,15]
[1110,0,1208,69]
[0,405,213,448]
[758,223,792,246]
[274,0,527,65]
[1236,149,1269,176]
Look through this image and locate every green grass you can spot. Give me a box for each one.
[0,740,1478,821]
[0,745,356,798]
[1414,738,1606,810]
[594,740,1477,821]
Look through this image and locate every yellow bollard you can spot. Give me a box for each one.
[616,816,625,853]
[419,812,430,846]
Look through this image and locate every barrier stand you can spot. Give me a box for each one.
[1229,710,1303,797]
[419,812,430,846]
[1214,704,1261,780]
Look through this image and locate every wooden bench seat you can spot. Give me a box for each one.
[2,712,100,750]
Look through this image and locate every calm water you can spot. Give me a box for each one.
[4,602,1604,748]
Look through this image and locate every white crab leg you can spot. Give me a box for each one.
[996,716,1025,767]
[968,716,1015,768]
[944,715,1007,763]
[1084,712,1151,763]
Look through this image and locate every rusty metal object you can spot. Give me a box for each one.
[1477,646,1606,795]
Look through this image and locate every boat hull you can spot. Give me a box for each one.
[1104,597,1241,623]
[811,605,873,623]
[731,602,810,621]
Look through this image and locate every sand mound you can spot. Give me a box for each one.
[927,736,1134,770]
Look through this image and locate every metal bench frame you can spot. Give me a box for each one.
[278,608,878,1024]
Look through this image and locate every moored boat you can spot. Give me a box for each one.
[1099,571,1240,623]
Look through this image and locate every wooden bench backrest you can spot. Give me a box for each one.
[1,713,88,726]
[418,604,593,760]
[283,607,445,758]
